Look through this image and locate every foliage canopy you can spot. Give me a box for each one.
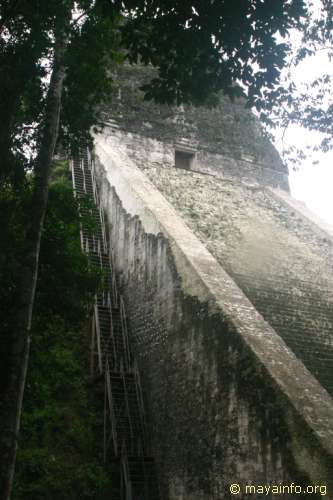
[0,0,315,184]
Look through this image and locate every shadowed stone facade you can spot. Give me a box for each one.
[92,65,333,499]
[102,64,289,190]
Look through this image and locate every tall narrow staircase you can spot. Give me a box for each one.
[70,150,159,500]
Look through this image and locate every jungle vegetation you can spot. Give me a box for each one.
[6,163,109,499]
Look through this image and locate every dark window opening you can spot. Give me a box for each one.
[175,149,195,170]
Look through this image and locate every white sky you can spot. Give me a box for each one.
[283,125,333,225]
[273,34,333,226]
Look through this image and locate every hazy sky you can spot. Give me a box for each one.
[285,126,333,225]
[273,26,333,226]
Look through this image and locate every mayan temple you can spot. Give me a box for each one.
[71,64,333,500]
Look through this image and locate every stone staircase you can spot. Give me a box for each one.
[70,150,159,500]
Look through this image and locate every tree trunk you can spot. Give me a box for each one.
[0,30,67,500]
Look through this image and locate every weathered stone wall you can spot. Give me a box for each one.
[95,127,333,398]
[102,64,288,190]
[138,163,333,398]
[93,136,333,500]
